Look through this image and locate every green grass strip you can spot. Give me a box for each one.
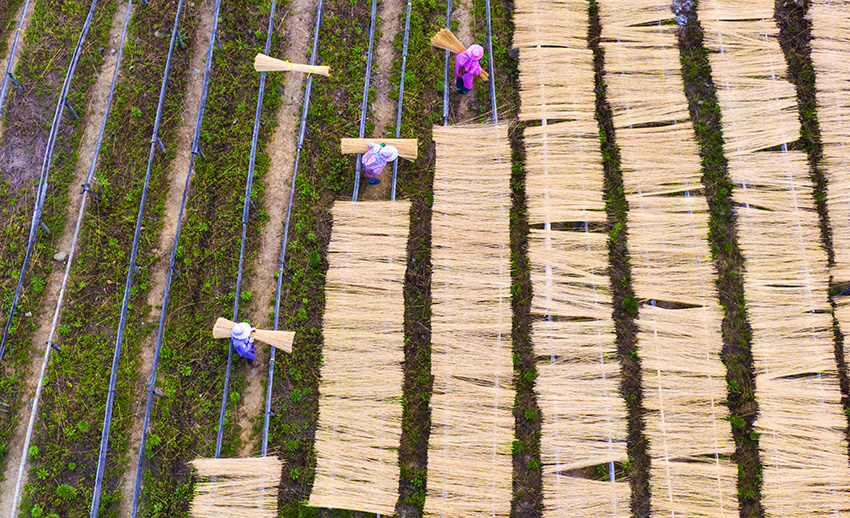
[0,0,115,488]
[138,1,283,515]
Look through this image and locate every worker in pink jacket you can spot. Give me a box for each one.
[454,44,484,93]
[361,142,399,185]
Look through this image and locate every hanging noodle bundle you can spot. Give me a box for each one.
[189,457,281,518]
[309,200,410,515]
[512,0,595,121]
[700,0,850,514]
[599,1,737,515]
[810,0,850,281]
[524,123,629,516]
[425,123,513,518]
[515,0,631,512]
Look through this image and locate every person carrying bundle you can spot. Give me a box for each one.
[431,29,489,94]
[361,142,399,185]
[230,322,258,367]
[454,44,484,94]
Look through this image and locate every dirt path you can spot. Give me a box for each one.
[117,1,214,515]
[359,0,403,201]
[453,0,476,122]
[0,3,129,517]
[236,0,317,457]
[0,1,35,140]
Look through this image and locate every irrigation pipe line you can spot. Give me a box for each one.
[441,0,452,126]
[261,0,325,457]
[130,0,224,505]
[127,1,187,514]
[86,2,136,515]
[211,0,279,460]
[351,0,378,202]
[0,0,100,361]
[484,0,497,123]
[390,0,413,201]
[6,1,103,514]
[72,0,184,515]
[0,0,31,118]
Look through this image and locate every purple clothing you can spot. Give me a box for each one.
[361,143,388,179]
[231,335,256,360]
[454,49,483,90]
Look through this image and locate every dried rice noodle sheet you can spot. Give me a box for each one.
[425,123,513,518]
[189,457,282,518]
[810,0,850,280]
[525,118,629,516]
[702,0,850,513]
[599,0,737,515]
[309,201,409,515]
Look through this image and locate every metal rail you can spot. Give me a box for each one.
[0,0,100,360]
[75,0,200,515]
[131,0,224,511]
[128,1,187,513]
[261,0,325,456]
[484,0,497,123]
[6,0,103,514]
[441,0,452,126]
[212,0,278,458]
[0,0,31,118]
[390,0,412,201]
[351,0,378,202]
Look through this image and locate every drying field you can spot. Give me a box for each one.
[0,0,848,517]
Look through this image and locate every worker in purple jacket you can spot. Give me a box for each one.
[230,322,258,367]
[455,44,484,93]
[361,142,399,185]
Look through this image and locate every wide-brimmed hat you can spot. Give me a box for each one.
[231,322,252,339]
[379,145,399,162]
[468,44,484,60]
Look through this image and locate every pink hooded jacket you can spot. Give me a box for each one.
[361,143,399,178]
[454,44,484,90]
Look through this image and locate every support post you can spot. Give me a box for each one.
[81,183,101,202]
[8,73,22,92]
[64,100,80,120]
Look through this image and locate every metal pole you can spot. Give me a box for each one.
[263,0,325,455]
[351,0,378,202]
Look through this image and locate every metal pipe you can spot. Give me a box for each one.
[0,0,100,360]
[442,0,452,126]
[0,0,31,118]
[262,0,325,456]
[85,1,136,514]
[128,1,187,512]
[484,0,497,123]
[390,0,413,201]
[6,0,102,512]
[219,0,279,456]
[351,0,378,202]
